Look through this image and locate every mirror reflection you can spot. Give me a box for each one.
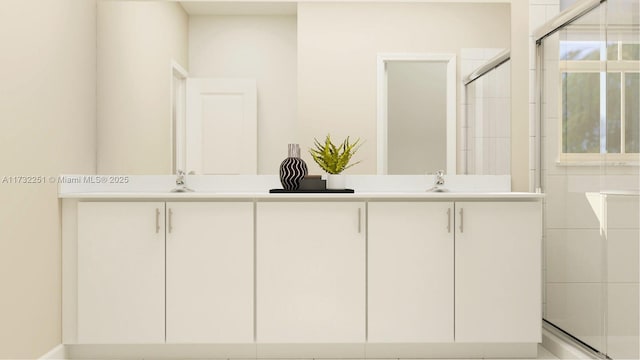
[464,52,512,175]
[96,0,511,175]
[379,56,456,175]
[387,61,449,175]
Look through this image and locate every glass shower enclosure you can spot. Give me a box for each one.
[463,50,512,175]
[535,0,640,359]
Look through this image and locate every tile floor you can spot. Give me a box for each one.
[66,344,562,360]
[153,345,560,360]
[535,344,559,359]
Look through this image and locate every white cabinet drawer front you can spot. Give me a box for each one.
[256,202,365,343]
[368,202,454,342]
[455,201,542,343]
[77,201,165,344]
[166,202,254,343]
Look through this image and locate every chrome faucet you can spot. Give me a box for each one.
[171,169,194,192]
[176,169,186,186]
[426,170,448,192]
[434,170,445,186]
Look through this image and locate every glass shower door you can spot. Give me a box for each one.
[538,1,640,359]
[602,1,640,358]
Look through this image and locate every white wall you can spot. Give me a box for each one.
[189,15,297,174]
[97,1,188,174]
[509,0,529,191]
[0,0,96,358]
[297,2,511,175]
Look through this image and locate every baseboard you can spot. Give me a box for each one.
[39,344,67,360]
[542,324,598,360]
[64,343,537,359]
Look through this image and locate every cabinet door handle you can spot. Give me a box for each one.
[459,208,464,233]
[447,208,451,233]
[357,208,362,233]
[155,208,160,233]
[168,208,173,234]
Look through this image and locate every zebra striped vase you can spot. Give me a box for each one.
[279,144,308,191]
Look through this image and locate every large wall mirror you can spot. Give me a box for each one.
[96,0,511,175]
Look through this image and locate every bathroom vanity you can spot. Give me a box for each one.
[59,176,543,359]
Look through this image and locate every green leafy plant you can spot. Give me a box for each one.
[309,134,362,174]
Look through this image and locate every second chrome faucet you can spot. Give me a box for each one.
[427,170,449,192]
[171,169,194,193]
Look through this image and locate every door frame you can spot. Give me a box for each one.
[171,60,188,174]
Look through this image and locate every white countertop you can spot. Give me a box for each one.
[57,174,543,200]
[59,191,544,200]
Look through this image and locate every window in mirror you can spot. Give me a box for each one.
[559,46,639,160]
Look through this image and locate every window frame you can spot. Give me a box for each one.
[558,40,640,165]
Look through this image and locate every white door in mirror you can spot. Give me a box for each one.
[185,78,257,175]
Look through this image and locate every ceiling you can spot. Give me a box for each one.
[179,2,298,15]
[178,0,514,15]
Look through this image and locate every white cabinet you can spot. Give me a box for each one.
[256,202,366,343]
[368,202,454,342]
[77,201,254,344]
[74,198,541,347]
[166,202,254,343]
[77,202,165,344]
[367,200,541,344]
[454,201,541,343]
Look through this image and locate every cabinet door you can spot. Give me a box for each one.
[77,202,165,343]
[368,202,454,342]
[166,202,254,343]
[455,201,542,343]
[257,202,365,343]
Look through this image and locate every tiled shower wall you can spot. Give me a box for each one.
[529,0,561,190]
[461,49,510,175]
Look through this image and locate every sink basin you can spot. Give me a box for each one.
[426,186,449,193]
[170,186,194,193]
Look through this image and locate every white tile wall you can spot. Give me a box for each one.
[544,175,602,229]
[462,51,510,175]
[607,283,640,360]
[494,138,510,176]
[545,190,639,358]
[605,195,640,228]
[530,0,560,189]
[542,121,560,173]
[530,5,548,34]
[496,100,511,138]
[607,229,639,283]
[531,0,561,7]
[546,283,604,351]
[605,195,640,360]
[546,229,603,283]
